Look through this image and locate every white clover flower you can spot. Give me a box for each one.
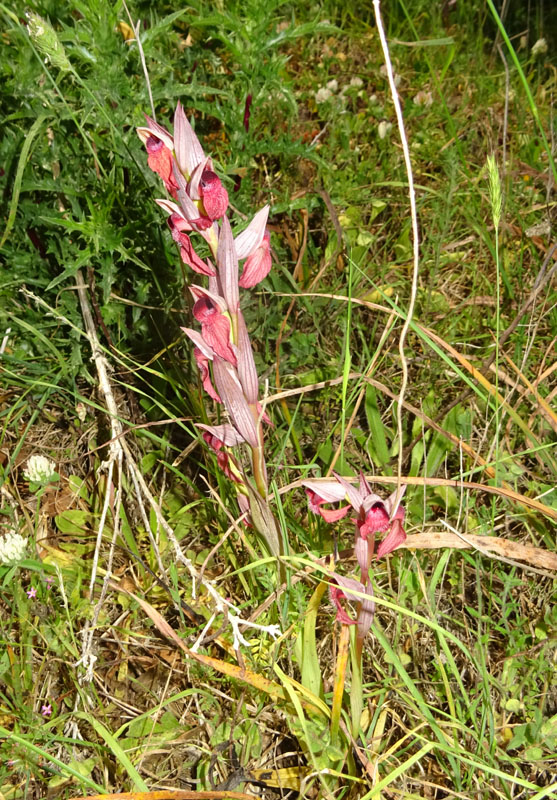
[315,87,333,104]
[413,90,433,107]
[377,120,393,140]
[531,38,548,57]
[23,455,57,483]
[350,76,364,88]
[326,79,339,93]
[0,532,28,566]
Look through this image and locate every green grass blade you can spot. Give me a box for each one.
[0,726,105,793]
[0,113,50,250]
[74,713,149,791]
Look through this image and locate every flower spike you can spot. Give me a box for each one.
[137,101,281,567]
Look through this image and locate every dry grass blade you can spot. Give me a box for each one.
[401,530,557,572]
[69,792,255,800]
[500,351,557,433]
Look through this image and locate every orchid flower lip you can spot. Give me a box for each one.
[190,291,238,366]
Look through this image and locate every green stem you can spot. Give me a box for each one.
[350,626,364,738]
[251,423,268,498]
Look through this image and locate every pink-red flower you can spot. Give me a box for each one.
[303,472,407,565]
[305,488,350,523]
[328,572,376,636]
[190,286,237,365]
[137,117,178,197]
[144,135,179,196]
[155,198,217,248]
[239,232,271,288]
[198,423,244,484]
[235,206,272,288]
[376,516,406,559]
[354,498,405,559]
[193,347,221,403]
[138,107,229,230]
[168,214,216,275]
[330,584,357,625]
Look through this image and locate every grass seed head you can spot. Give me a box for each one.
[26,11,71,72]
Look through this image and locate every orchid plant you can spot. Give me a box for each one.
[138,103,281,560]
[301,473,408,738]
[303,474,407,661]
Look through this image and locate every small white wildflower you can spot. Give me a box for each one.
[368,93,378,103]
[0,532,28,566]
[350,76,363,88]
[326,79,339,93]
[413,90,433,107]
[531,38,548,57]
[23,455,57,483]
[377,120,393,140]
[315,87,333,104]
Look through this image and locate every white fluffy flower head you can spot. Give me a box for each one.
[24,455,57,483]
[531,38,548,57]
[0,532,28,566]
[315,87,333,104]
[413,90,433,108]
[377,120,393,140]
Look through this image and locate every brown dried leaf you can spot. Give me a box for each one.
[401,531,557,572]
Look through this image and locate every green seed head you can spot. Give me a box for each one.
[486,154,502,228]
[26,11,71,72]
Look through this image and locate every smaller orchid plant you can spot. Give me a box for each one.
[137,103,281,560]
[303,473,407,658]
